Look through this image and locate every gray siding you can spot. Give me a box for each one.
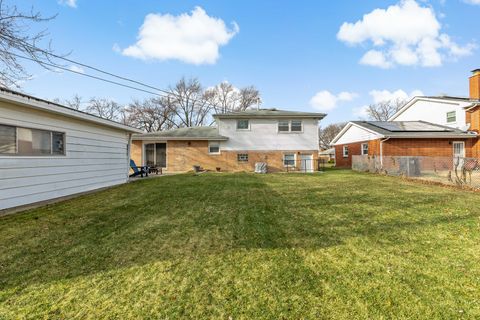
[0,101,130,210]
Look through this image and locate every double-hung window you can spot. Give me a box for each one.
[361,143,368,155]
[278,120,303,132]
[236,119,250,130]
[283,154,295,166]
[343,146,349,158]
[0,124,65,156]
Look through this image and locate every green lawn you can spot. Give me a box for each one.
[1,170,479,319]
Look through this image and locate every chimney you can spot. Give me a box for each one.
[469,69,480,100]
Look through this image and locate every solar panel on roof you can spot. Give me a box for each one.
[370,122,453,132]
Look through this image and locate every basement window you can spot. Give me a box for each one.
[343,146,349,158]
[446,111,456,123]
[208,142,220,154]
[237,153,249,162]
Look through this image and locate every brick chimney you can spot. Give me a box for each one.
[469,69,480,100]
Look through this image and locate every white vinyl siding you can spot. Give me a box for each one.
[0,101,130,210]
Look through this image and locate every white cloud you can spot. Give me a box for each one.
[369,89,423,103]
[464,0,480,4]
[58,0,77,8]
[121,7,239,65]
[68,65,85,74]
[337,0,475,68]
[353,89,423,118]
[309,90,357,112]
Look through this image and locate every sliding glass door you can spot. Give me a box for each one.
[145,143,167,167]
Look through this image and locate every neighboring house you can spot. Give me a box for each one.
[331,69,480,167]
[319,148,335,161]
[131,109,325,172]
[0,88,142,211]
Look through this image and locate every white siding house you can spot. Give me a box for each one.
[389,97,472,130]
[217,118,319,151]
[0,89,142,211]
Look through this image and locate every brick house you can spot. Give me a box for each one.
[131,109,325,172]
[331,69,480,167]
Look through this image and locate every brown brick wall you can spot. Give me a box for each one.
[383,138,473,157]
[470,73,480,100]
[131,139,318,173]
[335,138,476,168]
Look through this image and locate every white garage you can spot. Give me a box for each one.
[0,88,142,211]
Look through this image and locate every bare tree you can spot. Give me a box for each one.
[168,77,212,128]
[85,97,124,121]
[205,81,261,114]
[63,94,82,110]
[126,97,176,132]
[319,123,346,150]
[0,1,63,87]
[365,98,406,121]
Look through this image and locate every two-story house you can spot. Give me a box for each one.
[131,109,325,172]
[331,69,480,167]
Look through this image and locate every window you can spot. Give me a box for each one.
[283,154,295,166]
[0,124,16,154]
[343,146,349,158]
[291,120,303,132]
[237,153,249,162]
[278,120,290,132]
[0,124,65,156]
[208,142,220,154]
[236,119,250,130]
[446,111,456,123]
[278,120,303,132]
[361,143,368,155]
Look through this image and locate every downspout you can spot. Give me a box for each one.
[379,137,390,168]
[127,133,133,181]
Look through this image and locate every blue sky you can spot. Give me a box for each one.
[18,0,480,125]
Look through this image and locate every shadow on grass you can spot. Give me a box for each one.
[0,172,478,291]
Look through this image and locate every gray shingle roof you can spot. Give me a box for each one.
[133,126,228,141]
[213,108,326,119]
[352,121,477,138]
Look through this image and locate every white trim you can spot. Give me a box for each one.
[342,146,349,158]
[236,119,251,131]
[208,141,221,155]
[388,97,464,121]
[277,120,304,134]
[0,90,142,133]
[453,141,465,158]
[283,153,296,167]
[330,122,384,145]
[361,143,368,155]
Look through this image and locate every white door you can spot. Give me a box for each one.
[300,154,314,172]
[453,141,465,168]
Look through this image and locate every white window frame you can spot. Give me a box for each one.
[361,143,368,155]
[0,123,66,157]
[343,146,349,158]
[236,119,250,131]
[453,141,465,158]
[277,120,304,133]
[283,153,296,167]
[446,111,456,124]
[208,141,221,154]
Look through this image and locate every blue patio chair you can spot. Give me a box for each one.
[129,159,149,178]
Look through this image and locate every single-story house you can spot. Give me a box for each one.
[319,148,335,161]
[0,88,142,211]
[131,109,326,172]
[331,69,480,167]
[331,121,476,167]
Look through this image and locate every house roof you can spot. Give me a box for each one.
[213,108,326,119]
[319,148,335,155]
[0,87,142,133]
[351,121,477,138]
[133,126,228,141]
